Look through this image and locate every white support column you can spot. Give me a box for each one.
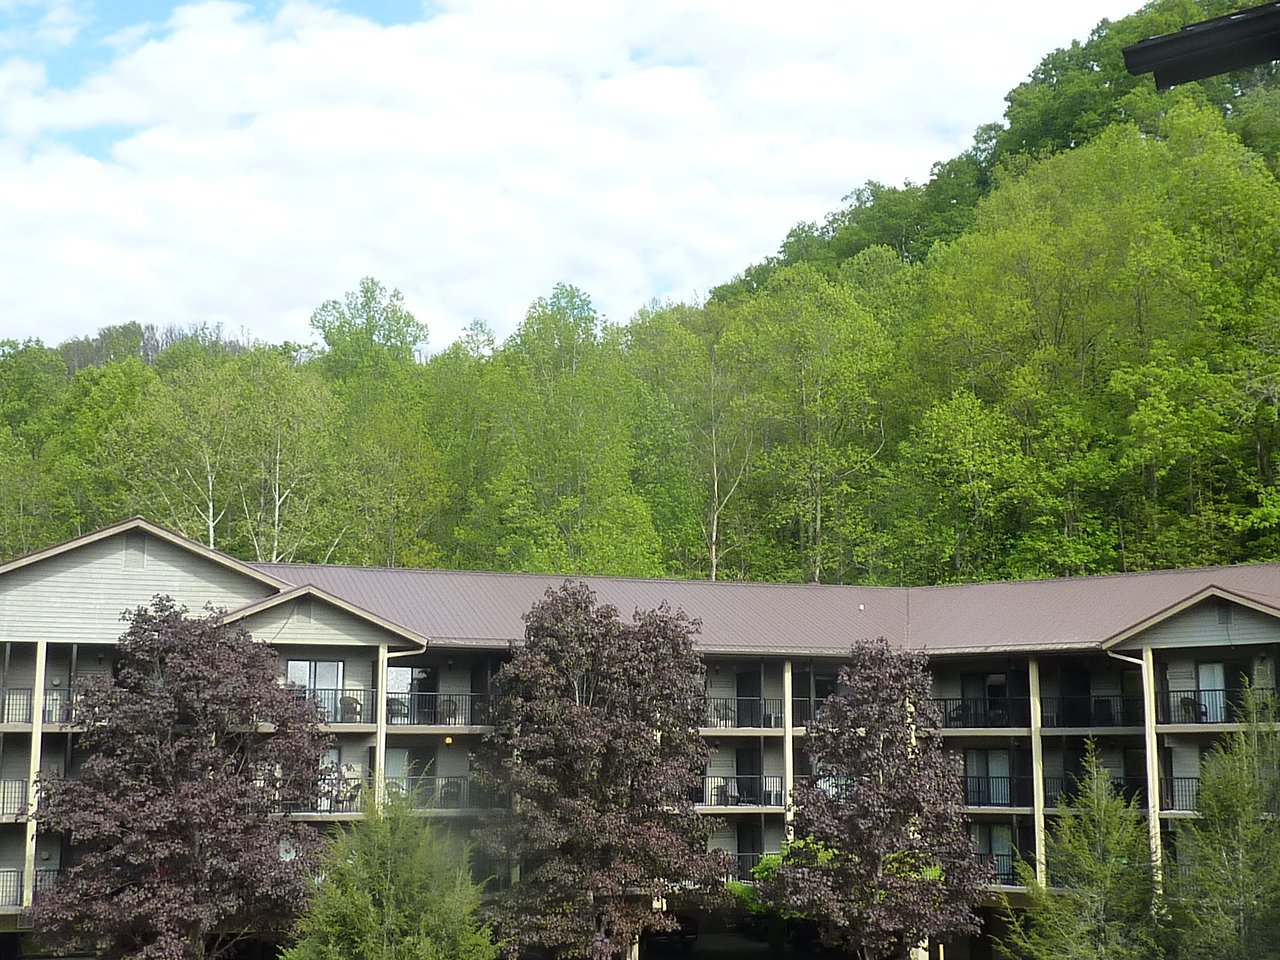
[1141,645,1163,888]
[374,644,389,808]
[782,659,794,838]
[23,640,47,908]
[1028,657,1046,885]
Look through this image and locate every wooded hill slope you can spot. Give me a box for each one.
[5,0,1280,586]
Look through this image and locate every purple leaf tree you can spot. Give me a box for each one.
[473,582,730,960]
[770,637,987,960]
[34,597,331,960]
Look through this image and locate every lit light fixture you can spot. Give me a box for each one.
[444,736,454,746]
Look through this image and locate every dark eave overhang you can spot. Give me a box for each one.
[1124,2,1280,89]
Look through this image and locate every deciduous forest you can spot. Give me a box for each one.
[6,0,1280,586]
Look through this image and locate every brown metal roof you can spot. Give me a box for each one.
[251,561,1280,658]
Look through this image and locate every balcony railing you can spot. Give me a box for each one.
[1045,774,1145,807]
[294,688,371,724]
[693,775,785,807]
[930,697,1031,729]
[33,868,58,899]
[974,852,1019,885]
[0,781,26,818]
[386,692,489,726]
[43,687,78,724]
[0,869,20,906]
[732,852,763,880]
[705,697,784,729]
[1041,695,1143,728]
[1161,777,1200,811]
[1156,688,1276,724]
[0,689,31,725]
[963,775,1033,807]
[393,775,500,810]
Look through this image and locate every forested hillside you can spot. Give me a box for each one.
[5,0,1280,585]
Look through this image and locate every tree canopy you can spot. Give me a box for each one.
[473,582,729,959]
[33,598,331,960]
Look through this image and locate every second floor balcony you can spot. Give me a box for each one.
[1041,695,1143,728]
[1155,688,1276,724]
[1045,774,1145,807]
[963,775,1033,807]
[693,775,784,808]
[705,697,784,729]
[930,697,1031,729]
[394,775,501,810]
[973,851,1021,886]
[386,692,489,726]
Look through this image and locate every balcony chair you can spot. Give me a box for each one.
[386,697,409,724]
[1180,696,1207,723]
[338,696,362,723]
[436,698,459,725]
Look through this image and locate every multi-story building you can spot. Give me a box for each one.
[1,517,1278,957]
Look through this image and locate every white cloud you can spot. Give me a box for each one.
[0,0,1141,349]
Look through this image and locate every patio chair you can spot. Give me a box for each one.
[1180,696,1207,723]
[338,696,362,723]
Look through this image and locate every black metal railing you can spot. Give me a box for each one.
[0,690,32,724]
[0,869,20,906]
[1156,688,1276,724]
[33,868,57,899]
[385,692,489,726]
[974,851,1018,885]
[705,697,784,729]
[693,775,785,807]
[963,776,1033,807]
[393,775,499,810]
[1041,695,1144,727]
[1161,777,1199,811]
[42,687,78,724]
[1044,774,1145,807]
[295,688,372,724]
[930,697,1031,728]
[0,781,26,818]
[733,852,762,880]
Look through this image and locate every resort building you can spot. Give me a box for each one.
[0,516,1277,956]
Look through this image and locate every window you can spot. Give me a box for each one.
[287,660,343,692]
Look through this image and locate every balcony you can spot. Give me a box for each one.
[0,689,31,724]
[963,776,1033,807]
[386,692,489,726]
[693,775,785,808]
[295,688,372,725]
[33,868,58,898]
[930,697,1031,729]
[0,869,19,907]
[394,775,500,810]
[705,697,784,729]
[0,781,26,818]
[1155,688,1276,724]
[1161,777,1199,811]
[973,851,1020,885]
[1044,774,1145,807]
[1041,695,1143,728]
[732,852,764,881]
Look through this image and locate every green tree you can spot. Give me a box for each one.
[1169,690,1280,959]
[284,788,498,960]
[999,743,1162,960]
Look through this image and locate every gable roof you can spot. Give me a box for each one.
[254,559,1280,658]
[0,516,291,592]
[223,584,430,652]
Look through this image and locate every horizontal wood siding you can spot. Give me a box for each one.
[1127,601,1280,650]
[239,599,400,650]
[0,534,273,645]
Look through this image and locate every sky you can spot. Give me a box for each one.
[0,0,1144,351]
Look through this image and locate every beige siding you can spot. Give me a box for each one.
[435,743,470,778]
[763,820,786,853]
[0,827,24,867]
[1122,600,1280,650]
[238,599,402,650]
[1169,740,1201,779]
[0,533,274,646]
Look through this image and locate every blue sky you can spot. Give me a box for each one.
[0,0,1142,349]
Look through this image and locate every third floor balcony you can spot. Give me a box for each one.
[930,697,1031,729]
